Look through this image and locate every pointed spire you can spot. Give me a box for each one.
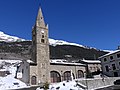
[36,7,45,27]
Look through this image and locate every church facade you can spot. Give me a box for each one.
[30,7,87,85]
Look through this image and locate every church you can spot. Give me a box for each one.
[29,7,100,85]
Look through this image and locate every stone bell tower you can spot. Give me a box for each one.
[30,7,50,84]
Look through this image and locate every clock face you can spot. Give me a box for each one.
[41,29,44,33]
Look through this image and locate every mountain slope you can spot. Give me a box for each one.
[0,41,107,60]
[50,45,107,60]
[0,31,108,60]
[0,31,25,42]
[0,31,107,51]
[49,38,86,48]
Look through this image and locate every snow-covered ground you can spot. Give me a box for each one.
[0,75,26,89]
[36,75,113,90]
[36,80,84,90]
[0,60,27,89]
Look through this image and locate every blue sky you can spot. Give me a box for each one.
[0,0,120,50]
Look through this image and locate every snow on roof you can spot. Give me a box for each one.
[103,50,114,53]
[50,59,67,62]
[27,59,34,63]
[0,59,22,64]
[81,59,101,64]
[50,59,85,66]
[99,50,120,59]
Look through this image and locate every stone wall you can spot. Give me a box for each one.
[78,77,120,89]
[50,64,86,79]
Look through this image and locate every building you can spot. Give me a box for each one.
[29,7,86,85]
[30,7,101,85]
[16,60,30,84]
[0,59,29,84]
[99,50,120,77]
[80,59,101,73]
[30,7,51,85]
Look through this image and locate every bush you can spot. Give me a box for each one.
[43,82,49,90]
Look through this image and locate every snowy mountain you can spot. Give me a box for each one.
[49,39,114,53]
[49,38,98,50]
[49,39,85,48]
[0,31,111,53]
[0,31,108,60]
[0,31,94,49]
[0,31,25,42]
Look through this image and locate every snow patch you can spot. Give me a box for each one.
[0,60,27,89]
[0,75,26,89]
[103,50,114,53]
[0,31,25,42]
[36,80,84,90]
[99,50,120,58]
[49,38,86,48]
[81,59,101,63]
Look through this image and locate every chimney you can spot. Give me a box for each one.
[118,46,120,50]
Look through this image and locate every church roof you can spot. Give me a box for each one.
[99,50,120,59]
[50,59,86,66]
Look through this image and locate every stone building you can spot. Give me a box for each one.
[30,7,95,85]
[30,7,50,84]
[16,60,30,84]
[79,59,101,73]
[99,50,120,77]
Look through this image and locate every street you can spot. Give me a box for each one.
[8,86,40,90]
[96,85,120,90]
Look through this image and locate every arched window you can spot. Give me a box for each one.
[41,39,45,43]
[77,70,84,78]
[63,71,75,81]
[31,76,37,85]
[50,71,61,83]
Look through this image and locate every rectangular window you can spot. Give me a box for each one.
[110,56,113,60]
[22,69,24,74]
[117,54,120,58]
[41,39,45,43]
[42,35,44,38]
[104,58,107,62]
[112,64,116,70]
[105,65,109,72]
[114,72,118,77]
